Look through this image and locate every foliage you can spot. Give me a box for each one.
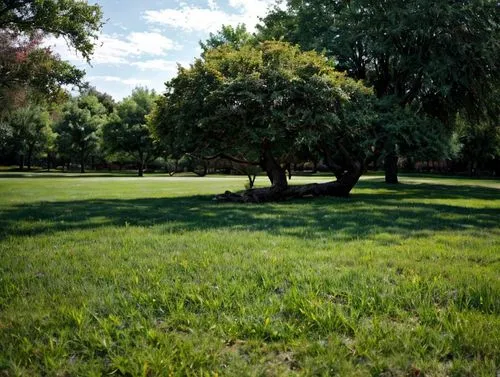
[456,116,500,175]
[0,30,83,112]
[103,88,158,176]
[200,24,254,53]
[150,41,374,195]
[2,105,51,169]
[259,0,500,180]
[0,0,104,61]
[55,94,107,172]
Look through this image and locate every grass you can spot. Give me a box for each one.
[0,173,499,376]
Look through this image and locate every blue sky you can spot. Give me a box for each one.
[47,0,278,100]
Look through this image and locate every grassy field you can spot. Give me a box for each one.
[0,174,499,376]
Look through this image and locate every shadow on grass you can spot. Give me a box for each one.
[1,181,499,241]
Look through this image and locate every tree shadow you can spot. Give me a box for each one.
[1,182,498,242]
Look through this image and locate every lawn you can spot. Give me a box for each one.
[0,174,499,376]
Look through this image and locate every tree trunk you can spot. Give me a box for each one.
[19,154,24,170]
[27,145,33,170]
[80,152,85,173]
[384,152,399,184]
[216,162,361,203]
[216,141,362,203]
[260,147,288,192]
[138,161,144,177]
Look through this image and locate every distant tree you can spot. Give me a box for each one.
[103,88,158,177]
[150,42,375,202]
[81,86,116,115]
[200,24,253,53]
[55,95,106,173]
[456,117,500,176]
[259,0,500,183]
[6,105,51,169]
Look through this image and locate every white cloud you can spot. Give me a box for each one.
[143,0,279,33]
[131,59,188,72]
[207,0,218,10]
[45,32,181,65]
[87,75,153,87]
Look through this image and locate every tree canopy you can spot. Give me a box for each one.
[259,0,500,182]
[55,94,107,173]
[0,0,103,60]
[150,41,375,202]
[103,88,158,177]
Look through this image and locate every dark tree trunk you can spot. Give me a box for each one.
[19,154,25,170]
[260,147,288,192]
[80,153,85,173]
[216,162,362,203]
[247,174,256,188]
[384,152,399,184]
[216,142,362,203]
[27,144,34,170]
[138,160,144,177]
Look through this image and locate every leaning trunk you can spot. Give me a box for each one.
[384,152,399,184]
[217,142,362,203]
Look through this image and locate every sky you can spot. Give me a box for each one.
[46,0,279,100]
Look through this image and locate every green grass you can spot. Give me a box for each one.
[0,174,499,376]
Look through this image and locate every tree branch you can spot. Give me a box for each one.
[201,153,260,166]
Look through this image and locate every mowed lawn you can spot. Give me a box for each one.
[0,174,499,377]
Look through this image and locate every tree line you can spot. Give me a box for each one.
[0,0,498,198]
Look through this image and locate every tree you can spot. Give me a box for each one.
[55,95,106,173]
[0,0,104,113]
[150,41,375,202]
[0,30,84,113]
[200,24,253,53]
[102,88,158,177]
[0,0,103,61]
[456,117,500,176]
[259,0,500,183]
[6,105,51,169]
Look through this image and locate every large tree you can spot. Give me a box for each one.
[0,30,84,112]
[150,41,375,202]
[259,0,500,183]
[0,0,103,61]
[103,88,158,177]
[0,0,104,112]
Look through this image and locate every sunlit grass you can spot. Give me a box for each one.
[0,174,499,376]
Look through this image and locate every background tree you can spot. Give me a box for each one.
[103,88,158,177]
[55,94,106,173]
[150,41,375,202]
[200,24,253,53]
[5,105,50,169]
[259,0,500,183]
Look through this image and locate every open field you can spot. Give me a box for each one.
[0,174,499,376]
